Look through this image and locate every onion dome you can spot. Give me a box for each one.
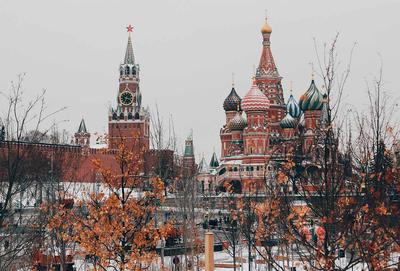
[241,80,270,112]
[261,18,272,34]
[223,87,241,111]
[299,80,324,111]
[280,113,297,129]
[286,94,302,118]
[228,111,247,131]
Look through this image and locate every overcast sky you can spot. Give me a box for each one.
[1,0,399,161]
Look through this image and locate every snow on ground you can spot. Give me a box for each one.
[66,247,400,270]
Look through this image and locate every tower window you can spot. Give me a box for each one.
[125,66,130,75]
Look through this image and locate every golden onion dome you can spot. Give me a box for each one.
[261,18,272,34]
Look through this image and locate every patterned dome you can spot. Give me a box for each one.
[286,94,302,118]
[241,80,270,112]
[228,111,247,131]
[223,87,241,111]
[280,113,297,129]
[299,80,324,111]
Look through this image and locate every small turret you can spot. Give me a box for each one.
[209,151,219,169]
[183,132,196,177]
[75,118,90,147]
[198,156,210,174]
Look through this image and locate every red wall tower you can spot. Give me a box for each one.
[108,27,150,153]
[75,118,90,147]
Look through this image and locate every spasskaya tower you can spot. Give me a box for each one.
[108,25,150,152]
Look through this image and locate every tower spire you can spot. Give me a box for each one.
[257,17,278,78]
[124,25,135,65]
[254,14,285,117]
[77,118,88,133]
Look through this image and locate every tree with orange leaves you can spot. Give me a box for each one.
[49,139,172,271]
[252,36,400,271]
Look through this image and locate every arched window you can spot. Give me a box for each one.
[125,66,130,75]
[120,69,123,76]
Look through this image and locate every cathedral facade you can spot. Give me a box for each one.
[198,18,327,194]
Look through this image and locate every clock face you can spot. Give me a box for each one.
[120,91,133,106]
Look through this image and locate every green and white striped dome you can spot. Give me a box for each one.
[286,94,302,118]
[299,80,323,111]
[280,113,297,129]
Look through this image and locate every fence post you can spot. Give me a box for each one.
[205,232,214,271]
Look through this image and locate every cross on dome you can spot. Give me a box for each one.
[309,62,315,80]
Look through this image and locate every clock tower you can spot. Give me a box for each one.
[108,25,150,153]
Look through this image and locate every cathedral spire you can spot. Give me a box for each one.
[124,25,135,65]
[254,15,285,120]
[257,17,279,78]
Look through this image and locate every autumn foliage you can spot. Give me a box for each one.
[47,141,172,271]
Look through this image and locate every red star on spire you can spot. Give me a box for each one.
[126,24,134,33]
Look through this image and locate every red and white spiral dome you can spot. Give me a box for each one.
[241,80,270,112]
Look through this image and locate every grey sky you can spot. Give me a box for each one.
[0,0,399,161]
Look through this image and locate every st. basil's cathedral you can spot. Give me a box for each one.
[197,17,328,194]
